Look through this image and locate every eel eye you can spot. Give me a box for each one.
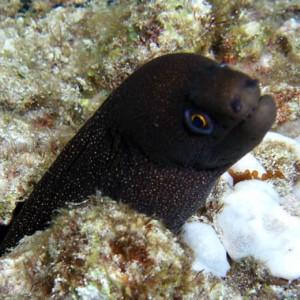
[184,109,214,134]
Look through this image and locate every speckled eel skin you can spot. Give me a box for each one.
[0,53,276,255]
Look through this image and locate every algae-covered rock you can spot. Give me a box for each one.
[0,0,300,298]
[0,196,204,298]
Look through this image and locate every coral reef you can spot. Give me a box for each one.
[0,0,299,298]
[0,196,204,298]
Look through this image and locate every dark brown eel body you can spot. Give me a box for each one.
[0,53,276,256]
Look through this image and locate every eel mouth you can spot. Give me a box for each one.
[245,105,258,121]
[238,94,276,133]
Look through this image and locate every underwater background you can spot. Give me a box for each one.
[0,0,299,298]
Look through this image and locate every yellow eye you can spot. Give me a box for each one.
[191,113,209,128]
[184,109,214,134]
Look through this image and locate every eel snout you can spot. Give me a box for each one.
[240,94,277,136]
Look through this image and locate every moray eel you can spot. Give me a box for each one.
[0,53,276,256]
